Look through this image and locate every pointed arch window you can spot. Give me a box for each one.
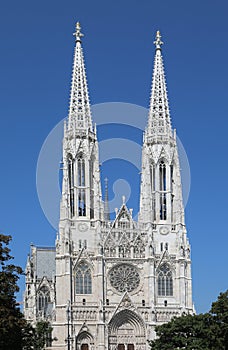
[77,156,86,216]
[150,163,156,192]
[170,163,174,221]
[75,262,92,294]
[89,159,94,219]
[170,164,174,192]
[68,155,75,217]
[78,157,85,186]
[150,163,156,221]
[78,189,86,216]
[157,263,173,296]
[159,160,167,220]
[159,161,166,191]
[37,286,51,314]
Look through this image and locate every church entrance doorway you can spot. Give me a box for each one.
[118,345,124,350]
[81,344,89,350]
[108,309,146,350]
[76,330,94,350]
[117,344,134,350]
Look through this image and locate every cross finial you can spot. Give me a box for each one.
[154,30,163,50]
[74,22,84,42]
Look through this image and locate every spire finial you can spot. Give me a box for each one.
[74,22,84,42]
[154,30,163,50]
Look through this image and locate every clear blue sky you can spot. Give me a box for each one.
[0,0,227,314]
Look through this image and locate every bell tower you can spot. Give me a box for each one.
[139,31,193,314]
[59,22,102,226]
[53,22,104,348]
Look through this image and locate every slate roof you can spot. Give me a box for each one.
[35,247,56,280]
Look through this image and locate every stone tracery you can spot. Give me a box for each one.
[109,264,140,293]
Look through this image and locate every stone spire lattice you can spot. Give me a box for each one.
[68,22,92,131]
[146,31,172,140]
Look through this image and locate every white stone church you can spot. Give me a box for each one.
[24,22,194,350]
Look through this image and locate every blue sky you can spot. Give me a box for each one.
[0,0,227,314]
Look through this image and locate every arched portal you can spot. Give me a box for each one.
[108,309,146,350]
[76,330,94,350]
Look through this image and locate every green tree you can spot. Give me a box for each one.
[149,290,228,350]
[149,313,221,350]
[33,320,55,349]
[0,234,56,350]
[210,290,228,349]
[0,233,27,349]
[21,320,55,350]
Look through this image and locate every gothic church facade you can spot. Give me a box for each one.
[24,23,194,350]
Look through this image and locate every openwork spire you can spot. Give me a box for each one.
[146,31,172,140]
[68,22,92,131]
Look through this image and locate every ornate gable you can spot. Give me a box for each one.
[149,144,174,164]
[113,292,137,315]
[112,202,135,230]
[73,249,94,270]
[156,249,174,271]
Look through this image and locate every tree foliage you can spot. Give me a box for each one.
[210,290,228,349]
[0,233,26,349]
[0,234,54,349]
[33,320,54,350]
[149,290,228,350]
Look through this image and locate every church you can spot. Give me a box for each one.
[24,22,194,350]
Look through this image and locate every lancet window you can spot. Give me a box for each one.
[170,164,173,192]
[75,262,92,294]
[77,156,86,216]
[159,160,167,220]
[150,163,156,192]
[37,286,51,314]
[170,163,174,221]
[157,263,173,296]
[150,163,156,221]
[89,159,94,219]
[78,157,85,186]
[68,155,75,217]
[159,161,166,191]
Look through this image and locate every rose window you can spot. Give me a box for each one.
[109,264,140,293]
